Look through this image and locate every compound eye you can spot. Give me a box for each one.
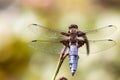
[69,24,78,29]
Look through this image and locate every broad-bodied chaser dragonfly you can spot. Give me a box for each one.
[28,24,116,76]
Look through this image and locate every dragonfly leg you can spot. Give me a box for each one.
[63,53,69,58]
[60,53,65,60]
[60,46,68,60]
[60,40,69,47]
[60,39,69,60]
[77,39,85,48]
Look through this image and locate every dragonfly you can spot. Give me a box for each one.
[28,24,116,78]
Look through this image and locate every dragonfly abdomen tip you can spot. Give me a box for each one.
[72,72,75,76]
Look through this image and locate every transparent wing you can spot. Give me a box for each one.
[29,39,64,54]
[78,39,116,54]
[85,25,117,39]
[28,24,116,54]
[29,39,116,54]
[28,24,65,38]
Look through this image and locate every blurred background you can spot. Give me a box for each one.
[0,0,120,80]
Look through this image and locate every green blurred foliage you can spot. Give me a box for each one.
[0,37,32,80]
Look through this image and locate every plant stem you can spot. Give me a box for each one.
[52,53,68,80]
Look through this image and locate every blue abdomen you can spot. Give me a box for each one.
[69,45,79,76]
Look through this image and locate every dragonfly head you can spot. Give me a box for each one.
[69,24,78,33]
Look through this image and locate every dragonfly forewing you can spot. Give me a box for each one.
[85,25,117,39]
[28,24,66,38]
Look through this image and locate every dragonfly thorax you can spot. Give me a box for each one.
[69,33,78,39]
[69,39,78,46]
